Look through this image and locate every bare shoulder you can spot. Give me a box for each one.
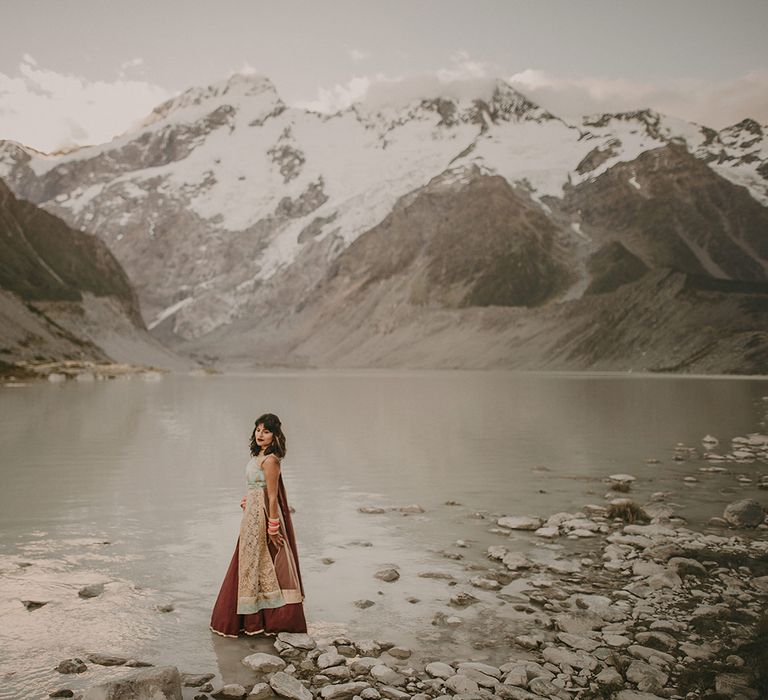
[262,454,281,472]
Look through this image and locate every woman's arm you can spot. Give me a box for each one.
[262,455,284,548]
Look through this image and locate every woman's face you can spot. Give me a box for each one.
[254,423,274,449]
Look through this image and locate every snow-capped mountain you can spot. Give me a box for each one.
[1,73,766,372]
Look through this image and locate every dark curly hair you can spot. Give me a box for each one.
[249,413,287,458]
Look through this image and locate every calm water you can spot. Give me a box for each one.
[1,370,767,699]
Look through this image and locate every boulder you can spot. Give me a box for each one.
[242,652,287,674]
[497,516,543,530]
[319,682,371,700]
[81,666,182,700]
[723,499,765,528]
[269,671,312,700]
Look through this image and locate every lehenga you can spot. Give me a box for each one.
[209,452,307,636]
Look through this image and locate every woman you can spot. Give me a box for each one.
[209,413,307,636]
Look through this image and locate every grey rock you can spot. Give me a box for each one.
[541,646,598,671]
[317,650,346,670]
[387,646,411,660]
[350,657,379,675]
[723,499,765,528]
[78,583,105,598]
[378,687,410,700]
[528,677,569,699]
[212,687,248,699]
[715,672,759,699]
[457,667,498,688]
[242,653,287,674]
[444,675,479,694]
[374,568,400,582]
[595,668,622,687]
[666,557,707,577]
[269,672,312,700]
[626,660,668,693]
[456,662,500,679]
[82,665,183,700]
[497,516,543,530]
[181,672,215,687]
[56,658,87,674]
[355,599,376,609]
[319,682,371,700]
[354,640,382,657]
[425,662,455,679]
[249,682,273,700]
[555,632,600,652]
[277,633,316,650]
[370,665,405,686]
[360,689,381,700]
[324,665,352,681]
[87,653,128,666]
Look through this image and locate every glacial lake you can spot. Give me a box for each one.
[1,369,767,699]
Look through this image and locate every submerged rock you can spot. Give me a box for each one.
[723,499,765,527]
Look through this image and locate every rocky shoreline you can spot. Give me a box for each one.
[48,482,767,700]
[0,359,220,384]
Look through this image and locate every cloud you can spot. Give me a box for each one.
[296,51,768,128]
[295,51,497,114]
[346,47,369,62]
[0,55,171,153]
[507,68,768,128]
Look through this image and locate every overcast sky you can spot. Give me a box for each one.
[2,0,767,152]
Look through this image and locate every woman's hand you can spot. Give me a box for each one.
[269,531,284,549]
[240,496,247,510]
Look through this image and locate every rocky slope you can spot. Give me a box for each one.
[0,178,196,371]
[0,73,766,373]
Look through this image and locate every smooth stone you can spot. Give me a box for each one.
[535,527,560,538]
[456,662,501,679]
[82,666,183,700]
[242,653,287,673]
[249,682,273,700]
[723,499,765,528]
[444,675,479,694]
[387,647,411,660]
[354,640,382,657]
[277,633,316,650]
[715,672,759,699]
[528,677,569,699]
[456,667,498,688]
[269,672,312,700]
[425,662,455,679]
[470,576,501,590]
[181,673,215,687]
[87,654,128,666]
[374,568,400,582]
[626,660,668,692]
[212,683,248,700]
[378,687,410,700]
[56,659,87,674]
[497,516,543,531]
[78,583,105,598]
[370,665,405,686]
[320,682,371,700]
[556,633,600,652]
[595,668,623,687]
[324,666,351,681]
[553,611,604,634]
[541,647,598,671]
[667,557,707,577]
[350,657,379,675]
[317,650,346,670]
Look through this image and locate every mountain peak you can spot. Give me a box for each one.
[143,72,283,125]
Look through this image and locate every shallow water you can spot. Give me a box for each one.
[0,370,767,699]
